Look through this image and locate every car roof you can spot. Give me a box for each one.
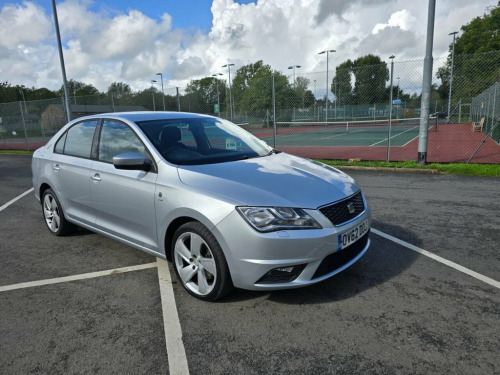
[80,111,217,123]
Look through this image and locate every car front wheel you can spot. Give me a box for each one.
[172,222,233,301]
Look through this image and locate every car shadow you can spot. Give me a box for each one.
[66,227,95,237]
[221,219,422,304]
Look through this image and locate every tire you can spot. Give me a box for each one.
[171,222,233,301]
[41,188,75,236]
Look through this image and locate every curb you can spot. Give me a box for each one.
[335,165,441,174]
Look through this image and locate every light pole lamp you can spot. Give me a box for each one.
[447,31,458,123]
[287,65,301,88]
[318,49,335,122]
[212,73,223,115]
[222,63,235,121]
[151,80,157,111]
[156,73,165,111]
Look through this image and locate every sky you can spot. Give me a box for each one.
[0,0,497,93]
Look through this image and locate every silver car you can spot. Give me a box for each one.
[32,112,371,301]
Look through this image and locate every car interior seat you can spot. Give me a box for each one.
[159,126,186,151]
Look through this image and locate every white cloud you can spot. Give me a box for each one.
[373,10,417,34]
[0,0,497,93]
[0,2,51,48]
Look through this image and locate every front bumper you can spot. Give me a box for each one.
[214,207,371,291]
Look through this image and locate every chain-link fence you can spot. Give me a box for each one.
[471,81,500,142]
[2,51,499,164]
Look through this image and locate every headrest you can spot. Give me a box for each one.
[160,126,181,144]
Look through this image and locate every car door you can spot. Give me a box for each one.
[90,119,159,251]
[50,119,98,226]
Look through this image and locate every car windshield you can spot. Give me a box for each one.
[136,117,272,165]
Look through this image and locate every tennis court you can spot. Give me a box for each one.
[269,118,424,147]
[241,120,500,163]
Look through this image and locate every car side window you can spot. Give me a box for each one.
[54,132,67,154]
[63,120,98,158]
[98,120,147,163]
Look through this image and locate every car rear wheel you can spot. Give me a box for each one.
[42,188,75,236]
[172,222,233,301]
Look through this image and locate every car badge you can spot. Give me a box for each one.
[347,203,355,214]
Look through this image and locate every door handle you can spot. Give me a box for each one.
[53,164,60,171]
[91,174,101,182]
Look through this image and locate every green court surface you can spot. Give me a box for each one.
[256,120,428,147]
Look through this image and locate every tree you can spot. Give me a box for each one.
[232,61,296,114]
[331,56,389,105]
[232,61,267,94]
[351,55,389,105]
[107,82,132,98]
[27,87,58,101]
[437,2,500,100]
[185,77,224,114]
[332,60,354,105]
[58,79,100,99]
[0,82,19,103]
[294,76,315,108]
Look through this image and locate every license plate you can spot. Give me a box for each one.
[338,220,369,250]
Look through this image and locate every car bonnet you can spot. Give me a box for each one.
[176,152,359,208]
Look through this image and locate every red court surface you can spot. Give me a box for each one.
[278,124,500,164]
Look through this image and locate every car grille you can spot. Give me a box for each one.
[319,191,365,226]
[312,231,369,279]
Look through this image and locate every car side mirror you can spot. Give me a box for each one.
[112,152,152,171]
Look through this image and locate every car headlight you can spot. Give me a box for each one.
[236,206,322,232]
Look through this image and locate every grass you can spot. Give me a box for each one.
[317,159,500,177]
[0,150,33,155]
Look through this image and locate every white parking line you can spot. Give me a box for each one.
[157,259,190,374]
[0,262,158,292]
[0,187,34,212]
[372,228,500,289]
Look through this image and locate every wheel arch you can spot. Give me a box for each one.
[39,183,52,203]
[164,216,198,261]
[162,214,235,273]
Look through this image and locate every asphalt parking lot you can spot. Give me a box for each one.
[1,154,499,374]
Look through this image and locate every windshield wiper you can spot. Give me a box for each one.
[266,149,281,156]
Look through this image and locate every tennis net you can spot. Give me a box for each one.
[274,117,426,132]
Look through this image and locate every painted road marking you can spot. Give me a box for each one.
[157,259,190,375]
[0,187,34,212]
[372,228,500,289]
[0,263,158,292]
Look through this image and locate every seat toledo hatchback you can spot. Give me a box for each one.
[32,112,371,301]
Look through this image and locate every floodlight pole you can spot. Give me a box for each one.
[222,63,235,121]
[151,80,157,111]
[212,73,223,115]
[386,55,395,162]
[417,0,436,164]
[319,50,335,123]
[287,65,301,88]
[447,31,458,123]
[175,87,181,111]
[51,0,72,122]
[156,73,165,111]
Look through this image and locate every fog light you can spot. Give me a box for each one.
[256,264,306,284]
[275,267,294,272]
